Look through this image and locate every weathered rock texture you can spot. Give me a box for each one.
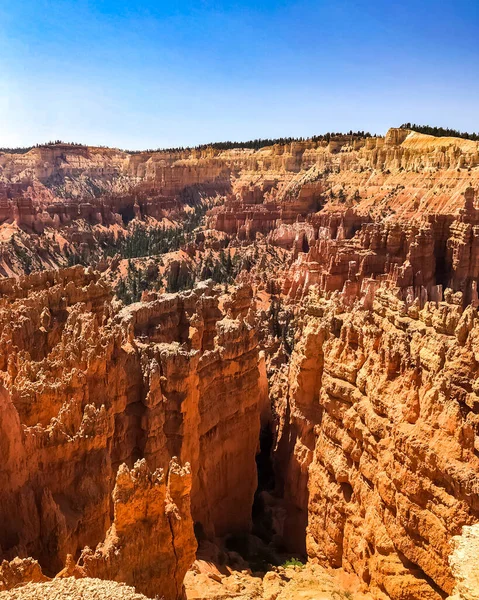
[79,458,195,600]
[272,283,479,599]
[0,576,151,600]
[447,524,479,600]
[0,267,265,597]
[185,561,373,600]
[0,129,477,261]
[0,557,49,592]
[281,187,479,305]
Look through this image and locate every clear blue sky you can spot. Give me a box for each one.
[0,0,477,149]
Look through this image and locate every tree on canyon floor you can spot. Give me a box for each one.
[282,558,305,568]
[269,294,295,354]
[57,202,209,272]
[116,260,162,304]
[11,236,34,274]
[165,266,195,293]
[102,203,208,261]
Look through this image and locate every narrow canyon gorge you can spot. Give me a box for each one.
[1,128,479,600]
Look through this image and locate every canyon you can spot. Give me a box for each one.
[0,128,479,600]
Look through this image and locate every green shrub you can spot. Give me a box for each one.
[282,557,304,568]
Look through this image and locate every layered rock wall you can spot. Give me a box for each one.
[282,188,479,307]
[1,129,478,234]
[1,129,479,599]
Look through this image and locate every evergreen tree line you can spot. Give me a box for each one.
[162,248,245,294]
[163,246,287,296]
[116,245,245,303]
[155,248,296,352]
[400,123,479,141]
[67,249,87,267]
[0,140,118,154]
[63,203,208,268]
[116,247,257,303]
[124,131,375,154]
[0,146,35,154]
[115,248,294,359]
[11,235,34,274]
[107,224,187,260]
[0,141,92,154]
[198,130,374,151]
[66,222,189,268]
[116,245,294,354]
[1,131,378,155]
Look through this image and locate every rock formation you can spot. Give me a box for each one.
[0,129,477,248]
[185,560,373,600]
[0,558,49,592]
[0,128,479,600]
[79,458,195,600]
[272,283,479,599]
[0,267,265,598]
[448,524,479,600]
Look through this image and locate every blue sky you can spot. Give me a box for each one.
[0,0,478,149]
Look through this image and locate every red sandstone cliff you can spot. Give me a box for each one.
[79,458,195,600]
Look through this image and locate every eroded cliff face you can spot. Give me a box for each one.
[0,267,265,598]
[272,283,479,599]
[79,458,195,600]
